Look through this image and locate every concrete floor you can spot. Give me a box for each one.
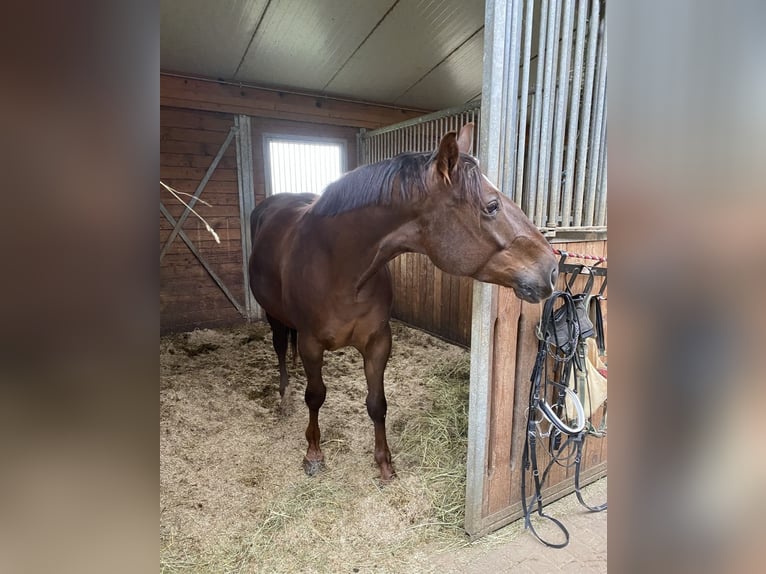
[430,478,607,573]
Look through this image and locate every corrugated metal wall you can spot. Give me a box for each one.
[360,0,607,230]
[468,0,608,537]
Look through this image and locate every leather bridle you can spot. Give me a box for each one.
[521,288,607,548]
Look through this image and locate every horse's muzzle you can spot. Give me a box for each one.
[514,262,558,303]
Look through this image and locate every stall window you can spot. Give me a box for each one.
[264,135,347,196]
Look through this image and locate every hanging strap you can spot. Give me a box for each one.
[522,290,606,548]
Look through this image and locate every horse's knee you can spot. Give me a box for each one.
[305,386,326,411]
[366,393,387,423]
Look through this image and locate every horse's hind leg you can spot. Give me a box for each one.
[290,328,298,368]
[298,334,326,476]
[361,322,395,482]
[266,314,290,399]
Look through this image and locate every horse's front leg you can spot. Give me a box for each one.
[298,334,326,476]
[362,322,395,482]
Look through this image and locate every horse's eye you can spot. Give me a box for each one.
[485,200,499,215]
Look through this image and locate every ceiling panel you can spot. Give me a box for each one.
[160,0,488,111]
[161,0,269,78]
[324,0,485,104]
[234,0,395,92]
[394,28,484,110]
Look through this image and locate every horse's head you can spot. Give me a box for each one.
[417,124,558,303]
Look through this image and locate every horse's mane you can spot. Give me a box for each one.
[310,152,484,216]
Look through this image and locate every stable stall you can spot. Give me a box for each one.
[160,0,607,544]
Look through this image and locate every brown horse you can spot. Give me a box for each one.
[249,124,557,481]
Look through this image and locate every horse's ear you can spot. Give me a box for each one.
[435,131,460,185]
[457,123,474,154]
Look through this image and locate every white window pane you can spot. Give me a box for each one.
[267,139,344,195]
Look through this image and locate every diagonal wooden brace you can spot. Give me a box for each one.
[160,202,247,318]
[159,126,237,261]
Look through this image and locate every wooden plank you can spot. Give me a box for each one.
[160,204,246,317]
[160,153,239,169]
[160,293,246,312]
[432,265,443,335]
[160,95,398,130]
[161,75,427,129]
[424,257,435,334]
[159,204,242,218]
[161,311,243,329]
[160,263,245,286]
[413,255,423,330]
[404,254,414,324]
[450,275,463,344]
[160,107,234,132]
[160,283,246,304]
[159,180,238,196]
[160,127,237,261]
[160,251,243,270]
[390,257,401,320]
[485,286,522,515]
[460,276,473,346]
[159,223,241,246]
[160,166,239,182]
[161,126,237,145]
[160,139,239,157]
[441,270,452,342]
[160,191,242,207]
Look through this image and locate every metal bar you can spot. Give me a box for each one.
[561,0,589,226]
[160,126,237,261]
[548,0,574,227]
[500,0,524,199]
[428,120,433,151]
[573,0,600,226]
[595,124,607,225]
[160,203,247,318]
[534,0,562,227]
[526,0,549,219]
[514,0,535,207]
[584,17,606,225]
[357,128,367,165]
[467,0,507,535]
[234,115,261,320]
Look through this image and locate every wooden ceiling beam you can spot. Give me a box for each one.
[161,74,429,129]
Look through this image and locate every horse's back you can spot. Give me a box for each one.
[250,193,316,236]
[249,193,317,326]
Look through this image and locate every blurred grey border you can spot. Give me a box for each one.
[0,1,764,572]
[610,1,766,572]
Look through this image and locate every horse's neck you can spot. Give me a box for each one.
[308,205,423,291]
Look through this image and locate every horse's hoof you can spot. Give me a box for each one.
[379,467,397,484]
[302,458,325,476]
[277,396,291,416]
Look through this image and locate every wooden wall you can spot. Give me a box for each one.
[389,254,473,346]
[471,239,608,536]
[160,107,245,332]
[159,74,425,333]
[387,238,607,536]
[160,75,425,129]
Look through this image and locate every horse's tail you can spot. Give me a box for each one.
[289,328,298,367]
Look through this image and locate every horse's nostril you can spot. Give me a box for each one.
[550,265,559,289]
